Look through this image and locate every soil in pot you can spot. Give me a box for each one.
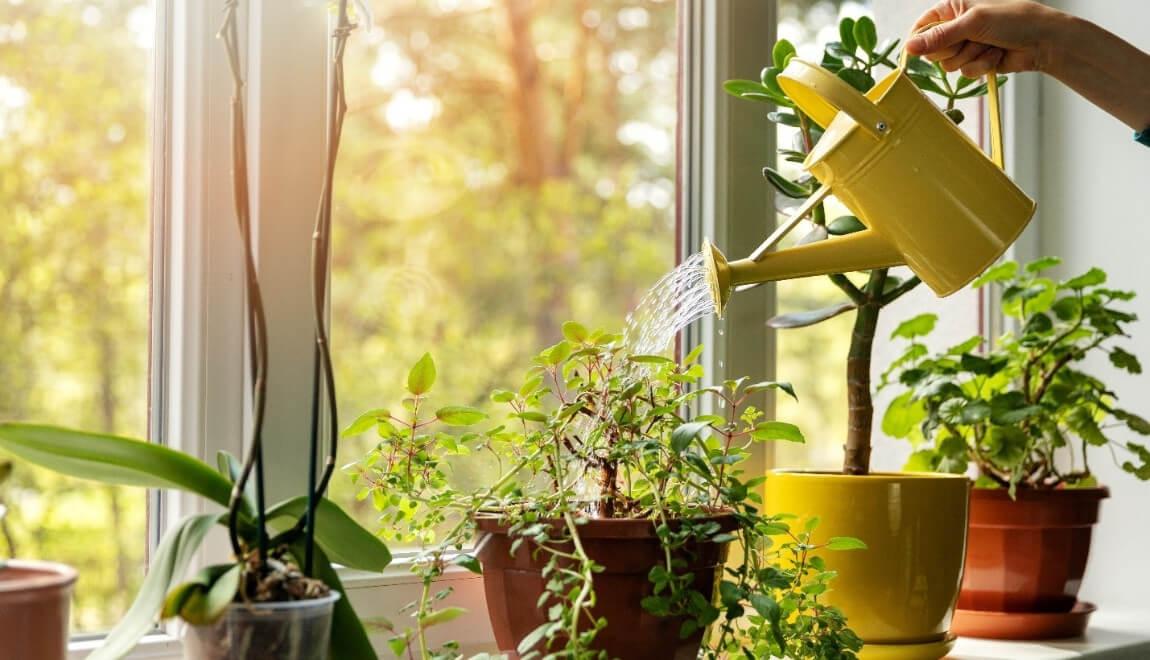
[953,486,1108,639]
[475,512,734,660]
[0,559,77,660]
[183,554,339,660]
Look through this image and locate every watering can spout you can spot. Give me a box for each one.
[703,231,903,319]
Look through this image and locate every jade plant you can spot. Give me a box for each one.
[882,258,1150,492]
[345,325,865,659]
[723,16,1006,475]
[0,3,388,658]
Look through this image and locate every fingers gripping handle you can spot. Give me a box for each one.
[901,20,1005,170]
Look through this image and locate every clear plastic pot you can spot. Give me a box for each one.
[182,591,340,660]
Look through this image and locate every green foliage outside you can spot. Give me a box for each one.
[0,0,151,632]
[882,258,1150,492]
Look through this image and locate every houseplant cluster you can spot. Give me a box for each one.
[883,257,1149,638]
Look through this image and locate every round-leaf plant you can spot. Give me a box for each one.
[882,258,1150,492]
[345,323,866,659]
[724,16,1007,475]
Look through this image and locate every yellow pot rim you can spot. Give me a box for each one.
[767,469,971,483]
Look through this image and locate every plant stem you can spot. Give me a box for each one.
[416,577,432,660]
[842,270,886,475]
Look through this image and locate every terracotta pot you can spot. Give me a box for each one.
[958,487,1108,613]
[764,471,970,660]
[0,559,77,660]
[475,513,733,660]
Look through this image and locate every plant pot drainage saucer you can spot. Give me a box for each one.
[952,601,1096,640]
[857,634,955,660]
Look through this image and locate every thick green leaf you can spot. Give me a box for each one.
[267,497,391,572]
[762,167,814,198]
[853,16,877,53]
[0,424,233,508]
[768,302,856,329]
[772,39,796,68]
[744,381,798,401]
[837,68,875,92]
[908,73,946,96]
[291,541,377,660]
[827,215,865,235]
[837,18,856,53]
[723,79,787,105]
[90,513,219,660]
[164,563,243,625]
[407,353,437,395]
[435,406,488,426]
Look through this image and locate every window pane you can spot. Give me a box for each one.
[0,1,153,633]
[331,0,678,535]
[773,0,872,470]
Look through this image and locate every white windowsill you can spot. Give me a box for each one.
[949,610,1150,659]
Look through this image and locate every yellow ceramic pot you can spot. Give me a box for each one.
[764,470,971,659]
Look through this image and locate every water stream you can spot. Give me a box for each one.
[622,251,715,356]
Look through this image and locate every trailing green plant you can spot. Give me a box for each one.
[0,2,388,658]
[723,16,1007,475]
[882,257,1150,493]
[345,324,864,659]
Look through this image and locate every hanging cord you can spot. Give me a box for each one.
[220,0,270,567]
[304,0,355,575]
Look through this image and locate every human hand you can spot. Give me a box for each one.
[905,0,1065,77]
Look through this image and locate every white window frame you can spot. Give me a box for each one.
[71,0,773,656]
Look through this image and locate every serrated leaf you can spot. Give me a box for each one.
[891,313,937,340]
[407,353,436,395]
[1063,268,1107,290]
[1110,347,1142,374]
[972,261,1018,287]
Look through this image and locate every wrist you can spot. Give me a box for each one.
[1037,8,1086,77]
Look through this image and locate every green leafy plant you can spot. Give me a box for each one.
[345,325,864,659]
[0,3,388,658]
[723,16,1007,475]
[882,258,1150,492]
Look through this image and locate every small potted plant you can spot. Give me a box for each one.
[0,460,78,660]
[0,3,390,658]
[345,325,866,659]
[883,257,1150,639]
[720,16,1000,657]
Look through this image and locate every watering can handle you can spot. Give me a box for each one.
[776,60,892,139]
[900,21,1005,170]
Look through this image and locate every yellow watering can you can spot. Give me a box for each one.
[704,38,1037,318]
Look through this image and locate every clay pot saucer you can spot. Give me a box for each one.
[953,601,1096,640]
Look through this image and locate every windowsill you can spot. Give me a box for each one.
[69,564,1149,660]
[949,610,1150,659]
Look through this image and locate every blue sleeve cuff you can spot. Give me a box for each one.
[1137,128,1150,147]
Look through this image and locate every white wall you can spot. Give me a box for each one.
[1041,0,1150,612]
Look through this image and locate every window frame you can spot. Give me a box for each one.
[70,0,775,656]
